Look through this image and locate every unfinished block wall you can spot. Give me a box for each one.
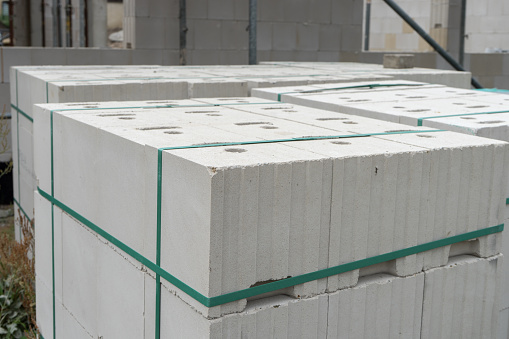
[367,0,449,52]
[122,0,364,64]
[368,0,509,54]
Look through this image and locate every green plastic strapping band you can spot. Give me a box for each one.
[506,198,509,205]
[11,104,33,122]
[38,186,504,309]
[276,83,425,101]
[417,110,509,126]
[50,109,56,339]
[13,198,32,222]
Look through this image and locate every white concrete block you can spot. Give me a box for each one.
[422,255,502,339]
[328,273,424,339]
[499,307,509,339]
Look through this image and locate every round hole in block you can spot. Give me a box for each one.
[343,121,358,124]
[460,117,476,120]
[225,148,247,153]
[164,131,183,134]
[478,120,504,124]
[330,141,351,145]
[261,126,278,129]
[207,114,222,116]
[317,117,348,121]
[393,106,405,109]
[453,103,466,105]
[417,134,434,138]
[406,109,430,112]
[118,117,135,120]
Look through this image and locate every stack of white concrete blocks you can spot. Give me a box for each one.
[253,81,509,338]
[33,96,506,338]
[10,64,394,238]
[16,62,468,236]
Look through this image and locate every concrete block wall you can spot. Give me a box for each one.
[368,0,509,54]
[368,0,448,52]
[123,0,363,64]
[464,0,509,53]
[17,0,107,48]
[123,0,179,50]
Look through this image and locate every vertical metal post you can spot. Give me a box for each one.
[41,0,46,46]
[364,0,371,51]
[248,0,257,65]
[79,0,85,46]
[84,0,88,46]
[56,0,62,46]
[8,0,13,45]
[459,0,466,66]
[179,0,187,65]
[65,0,71,46]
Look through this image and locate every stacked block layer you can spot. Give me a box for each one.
[33,97,507,338]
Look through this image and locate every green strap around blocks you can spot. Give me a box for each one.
[276,83,425,101]
[13,198,31,222]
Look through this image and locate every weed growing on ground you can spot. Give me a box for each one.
[0,211,37,338]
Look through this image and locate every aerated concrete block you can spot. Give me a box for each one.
[499,308,509,339]
[328,273,424,339]
[35,197,148,338]
[422,255,502,339]
[159,271,424,338]
[383,54,415,69]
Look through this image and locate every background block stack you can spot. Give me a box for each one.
[259,61,472,89]
[10,62,469,240]
[9,64,392,240]
[253,81,509,338]
[32,97,506,338]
